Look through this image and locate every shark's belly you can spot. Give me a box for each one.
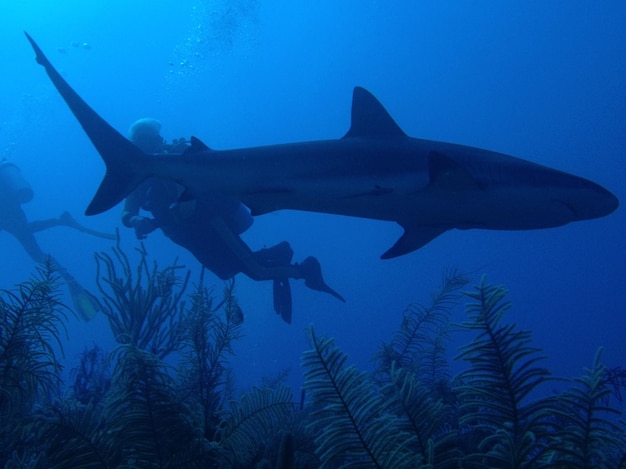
[410,186,578,230]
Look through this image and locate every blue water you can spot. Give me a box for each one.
[2,1,625,395]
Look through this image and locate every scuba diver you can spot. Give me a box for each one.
[122,118,345,324]
[0,159,115,321]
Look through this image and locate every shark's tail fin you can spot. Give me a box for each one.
[25,32,148,215]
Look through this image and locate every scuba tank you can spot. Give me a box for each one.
[0,160,34,204]
[226,201,254,235]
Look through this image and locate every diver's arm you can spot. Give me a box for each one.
[122,192,157,239]
[121,193,141,227]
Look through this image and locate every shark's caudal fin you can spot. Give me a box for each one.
[25,32,148,216]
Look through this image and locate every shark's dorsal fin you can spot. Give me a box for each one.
[183,136,212,155]
[343,87,407,139]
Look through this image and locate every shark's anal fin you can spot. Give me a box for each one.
[381,224,447,259]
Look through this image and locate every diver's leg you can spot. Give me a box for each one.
[11,224,100,320]
[253,241,294,266]
[209,217,302,281]
[29,212,115,240]
[297,257,346,303]
[273,278,292,324]
[209,217,345,303]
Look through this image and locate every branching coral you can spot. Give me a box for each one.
[302,328,420,468]
[177,275,244,438]
[4,253,625,469]
[94,240,189,359]
[373,268,469,386]
[455,277,553,467]
[216,384,296,466]
[0,261,68,464]
[547,348,626,468]
[70,345,111,406]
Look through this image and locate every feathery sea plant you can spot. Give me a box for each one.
[105,344,217,468]
[455,277,553,468]
[303,327,420,468]
[373,268,469,386]
[70,345,111,406]
[28,257,242,469]
[547,348,626,468]
[94,239,189,359]
[216,384,296,467]
[380,363,461,467]
[178,275,244,438]
[3,251,624,469]
[37,399,116,468]
[0,261,68,464]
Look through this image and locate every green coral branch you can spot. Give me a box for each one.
[303,327,419,468]
[455,277,552,467]
[0,261,68,463]
[374,268,469,385]
[178,276,243,438]
[547,347,624,468]
[217,384,295,466]
[94,239,189,359]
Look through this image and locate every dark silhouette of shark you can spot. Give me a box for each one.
[26,32,618,259]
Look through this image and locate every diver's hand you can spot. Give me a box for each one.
[129,216,157,239]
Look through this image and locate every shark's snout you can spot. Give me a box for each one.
[565,183,619,221]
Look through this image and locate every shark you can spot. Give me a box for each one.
[26,32,618,259]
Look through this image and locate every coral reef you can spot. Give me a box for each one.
[1,251,625,468]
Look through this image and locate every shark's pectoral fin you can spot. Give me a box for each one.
[381,224,447,259]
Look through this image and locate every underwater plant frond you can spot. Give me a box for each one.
[94,240,190,359]
[38,400,118,468]
[374,268,469,384]
[604,365,626,406]
[455,277,552,467]
[178,275,243,438]
[0,261,69,463]
[105,344,216,468]
[216,383,295,466]
[302,327,419,468]
[70,345,111,406]
[0,262,67,416]
[381,363,461,467]
[547,347,625,468]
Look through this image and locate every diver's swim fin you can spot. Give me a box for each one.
[65,279,100,321]
[299,257,346,303]
[48,256,100,321]
[273,278,292,324]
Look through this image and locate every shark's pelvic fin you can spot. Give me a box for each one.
[382,224,447,259]
[343,87,407,139]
